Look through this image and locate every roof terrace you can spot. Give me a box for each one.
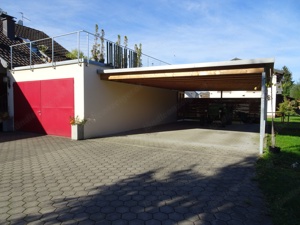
[9,30,170,70]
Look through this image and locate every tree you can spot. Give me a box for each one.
[124,36,128,48]
[281,66,294,97]
[66,49,85,59]
[278,97,296,114]
[134,43,142,67]
[123,36,128,68]
[91,24,105,62]
[99,29,105,62]
[290,81,300,100]
[278,97,297,122]
[91,24,100,61]
[116,35,121,46]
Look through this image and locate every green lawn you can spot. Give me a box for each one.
[256,116,300,225]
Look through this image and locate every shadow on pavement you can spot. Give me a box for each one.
[0,131,45,143]
[10,156,272,225]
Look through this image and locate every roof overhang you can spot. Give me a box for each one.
[98,58,274,91]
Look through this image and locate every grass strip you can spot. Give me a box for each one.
[256,116,300,225]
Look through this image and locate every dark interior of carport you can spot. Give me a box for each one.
[99,58,274,126]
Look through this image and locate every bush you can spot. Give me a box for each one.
[66,49,86,60]
[278,97,297,116]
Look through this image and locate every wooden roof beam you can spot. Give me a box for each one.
[100,68,265,80]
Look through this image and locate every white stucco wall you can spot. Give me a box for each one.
[83,64,178,138]
[7,61,177,138]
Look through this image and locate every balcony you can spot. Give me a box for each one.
[9,30,170,70]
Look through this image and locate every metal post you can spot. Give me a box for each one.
[52,37,54,66]
[10,46,13,69]
[87,32,89,65]
[259,72,266,154]
[77,31,80,62]
[29,42,32,69]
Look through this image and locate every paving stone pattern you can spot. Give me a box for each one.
[0,123,272,225]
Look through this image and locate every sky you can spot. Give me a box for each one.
[1,0,300,81]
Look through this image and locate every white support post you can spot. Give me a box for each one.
[259,72,266,154]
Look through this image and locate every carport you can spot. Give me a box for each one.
[99,58,275,154]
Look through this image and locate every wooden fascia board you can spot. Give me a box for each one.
[110,74,262,91]
[100,67,265,80]
[98,58,274,74]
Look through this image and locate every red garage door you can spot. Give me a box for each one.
[14,78,74,137]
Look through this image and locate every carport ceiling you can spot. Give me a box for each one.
[99,58,274,91]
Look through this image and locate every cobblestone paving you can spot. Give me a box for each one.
[0,123,272,225]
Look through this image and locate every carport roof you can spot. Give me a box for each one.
[99,58,274,91]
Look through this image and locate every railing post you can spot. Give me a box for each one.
[77,31,80,62]
[87,32,89,65]
[29,42,32,68]
[52,37,54,67]
[10,46,13,69]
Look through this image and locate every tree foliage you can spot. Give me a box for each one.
[116,35,121,46]
[91,24,105,62]
[66,49,85,59]
[278,97,297,116]
[290,81,300,100]
[281,66,294,97]
[134,43,142,67]
[124,36,128,48]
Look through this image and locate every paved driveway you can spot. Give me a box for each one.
[0,122,272,225]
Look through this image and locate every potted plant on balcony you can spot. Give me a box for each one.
[91,24,105,63]
[70,115,87,140]
[99,29,105,63]
[38,45,48,53]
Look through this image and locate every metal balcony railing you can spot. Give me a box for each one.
[10,30,170,69]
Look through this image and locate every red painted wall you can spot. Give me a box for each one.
[14,78,74,137]
[14,81,44,133]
